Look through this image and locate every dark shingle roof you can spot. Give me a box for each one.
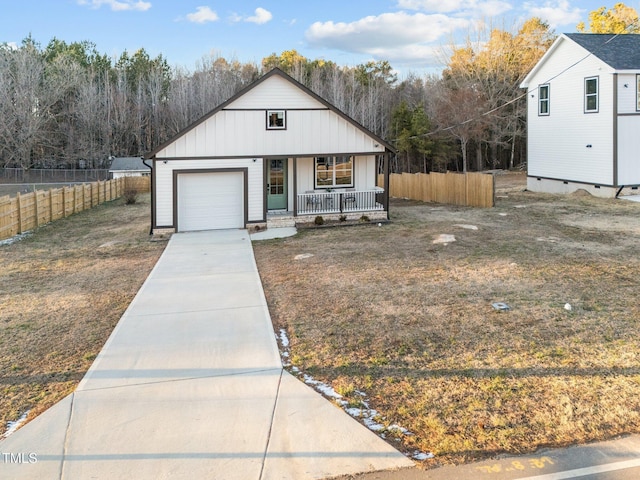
[109,157,147,171]
[565,33,640,69]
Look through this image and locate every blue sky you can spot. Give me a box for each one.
[2,1,638,75]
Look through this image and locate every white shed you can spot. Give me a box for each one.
[520,33,640,197]
[145,68,394,233]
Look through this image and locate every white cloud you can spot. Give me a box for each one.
[398,0,463,12]
[231,7,273,25]
[305,12,471,69]
[306,11,469,53]
[523,0,584,28]
[397,0,513,17]
[77,0,151,11]
[186,6,219,24]
[246,7,273,24]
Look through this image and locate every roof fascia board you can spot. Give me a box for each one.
[520,34,569,89]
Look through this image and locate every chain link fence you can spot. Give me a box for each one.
[0,168,110,184]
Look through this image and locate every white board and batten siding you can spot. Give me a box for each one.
[154,110,382,159]
[526,37,615,186]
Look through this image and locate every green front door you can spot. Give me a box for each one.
[267,159,287,210]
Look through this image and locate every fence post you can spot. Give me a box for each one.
[34,190,39,227]
[16,192,22,233]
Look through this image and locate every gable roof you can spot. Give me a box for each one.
[108,157,147,171]
[565,33,640,70]
[146,68,395,159]
[521,33,640,88]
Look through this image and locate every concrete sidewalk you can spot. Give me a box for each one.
[0,230,413,479]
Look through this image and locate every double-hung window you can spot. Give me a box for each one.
[538,84,550,116]
[315,156,353,188]
[585,77,599,113]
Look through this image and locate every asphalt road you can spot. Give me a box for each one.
[333,435,640,480]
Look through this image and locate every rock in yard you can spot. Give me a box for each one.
[433,234,456,245]
[492,302,510,312]
[454,224,478,230]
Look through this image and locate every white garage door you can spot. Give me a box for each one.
[177,172,244,231]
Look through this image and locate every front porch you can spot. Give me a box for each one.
[265,187,387,229]
[261,154,390,230]
[296,187,384,215]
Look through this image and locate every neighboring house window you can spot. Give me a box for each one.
[315,156,353,188]
[637,75,640,111]
[266,110,286,129]
[538,84,550,116]
[585,77,599,113]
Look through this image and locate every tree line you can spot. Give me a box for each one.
[0,4,636,173]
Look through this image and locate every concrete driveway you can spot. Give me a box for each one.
[0,229,413,479]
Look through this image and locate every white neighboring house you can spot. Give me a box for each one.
[109,157,150,179]
[145,68,394,234]
[520,33,640,197]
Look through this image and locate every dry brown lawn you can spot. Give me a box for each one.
[253,173,640,467]
[0,194,166,432]
[3,173,640,469]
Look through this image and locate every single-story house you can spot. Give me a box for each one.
[144,68,393,233]
[520,33,640,197]
[109,157,150,179]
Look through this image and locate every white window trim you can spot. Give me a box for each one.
[314,156,354,189]
[584,76,599,113]
[538,84,550,116]
[266,110,286,130]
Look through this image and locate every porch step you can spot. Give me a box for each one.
[267,214,295,229]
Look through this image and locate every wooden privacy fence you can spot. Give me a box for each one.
[379,172,495,208]
[122,175,151,193]
[0,177,144,242]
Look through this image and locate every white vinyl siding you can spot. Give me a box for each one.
[637,74,640,111]
[616,74,640,114]
[525,37,614,185]
[617,115,640,184]
[227,74,325,109]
